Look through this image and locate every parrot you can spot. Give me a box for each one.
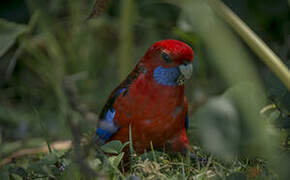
[96,39,194,157]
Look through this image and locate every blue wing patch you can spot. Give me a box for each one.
[185,114,189,130]
[96,108,119,144]
[96,88,126,145]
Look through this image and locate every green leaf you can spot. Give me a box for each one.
[88,159,102,170]
[10,174,23,180]
[27,153,59,177]
[100,140,128,154]
[8,166,27,179]
[0,19,27,58]
[122,141,130,150]
[108,152,124,168]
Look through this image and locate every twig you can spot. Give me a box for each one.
[119,0,135,80]
[208,0,290,90]
[260,104,276,115]
[63,72,103,178]
[66,114,100,179]
[86,0,111,21]
[0,140,72,168]
[63,72,99,124]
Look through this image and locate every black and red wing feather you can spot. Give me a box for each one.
[96,65,145,145]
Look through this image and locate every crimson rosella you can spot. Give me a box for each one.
[96,39,194,156]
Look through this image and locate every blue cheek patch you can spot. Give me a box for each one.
[153,66,180,86]
[96,108,119,144]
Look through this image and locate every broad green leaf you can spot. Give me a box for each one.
[27,153,59,176]
[108,152,124,168]
[8,166,27,179]
[0,19,27,58]
[88,158,102,170]
[10,174,23,180]
[100,140,128,154]
[121,142,130,152]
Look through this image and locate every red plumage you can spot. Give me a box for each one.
[97,39,194,155]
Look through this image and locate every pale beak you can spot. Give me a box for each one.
[176,63,193,85]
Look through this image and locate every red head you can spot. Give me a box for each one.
[140,40,195,86]
[141,39,194,68]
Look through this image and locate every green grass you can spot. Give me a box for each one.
[0,139,276,179]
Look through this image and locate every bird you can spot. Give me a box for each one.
[96,39,194,156]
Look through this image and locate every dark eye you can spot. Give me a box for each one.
[161,52,172,63]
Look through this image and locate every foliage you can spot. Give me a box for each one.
[0,0,289,179]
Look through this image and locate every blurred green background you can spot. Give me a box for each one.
[0,0,289,179]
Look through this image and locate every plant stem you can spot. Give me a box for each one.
[208,0,290,90]
[119,0,135,80]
